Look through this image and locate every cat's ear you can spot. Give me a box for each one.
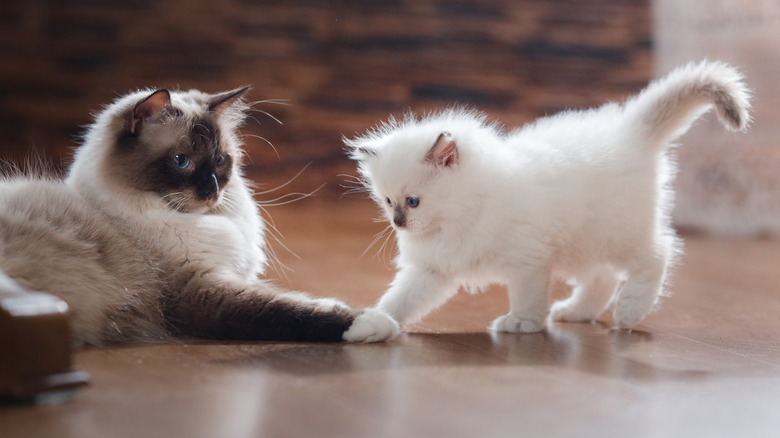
[130,89,171,135]
[426,132,458,168]
[209,86,251,115]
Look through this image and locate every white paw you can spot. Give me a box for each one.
[613,297,654,328]
[343,308,401,343]
[549,300,595,323]
[490,314,543,334]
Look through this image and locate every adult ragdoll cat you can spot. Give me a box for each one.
[347,60,751,333]
[0,86,399,345]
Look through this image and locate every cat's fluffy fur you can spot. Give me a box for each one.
[0,87,398,345]
[347,60,751,333]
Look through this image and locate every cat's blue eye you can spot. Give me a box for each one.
[406,197,420,208]
[216,154,226,166]
[386,197,392,206]
[174,154,190,169]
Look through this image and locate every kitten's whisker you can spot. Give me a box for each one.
[361,225,390,258]
[361,225,395,265]
[338,174,372,199]
[377,226,397,268]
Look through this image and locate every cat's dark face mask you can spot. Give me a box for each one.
[114,87,248,213]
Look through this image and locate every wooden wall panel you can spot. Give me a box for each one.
[0,0,650,196]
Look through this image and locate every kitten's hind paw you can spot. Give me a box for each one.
[490,314,543,334]
[343,308,401,343]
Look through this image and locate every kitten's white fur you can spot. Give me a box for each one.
[347,60,751,333]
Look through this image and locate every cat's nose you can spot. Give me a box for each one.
[196,172,219,199]
[209,173,219,193]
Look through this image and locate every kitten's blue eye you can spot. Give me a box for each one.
[216,154,226,166]
[406,197,420,208]
[386,197,392,206]
[174,154,190,169]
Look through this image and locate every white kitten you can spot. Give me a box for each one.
[347,60,751,333]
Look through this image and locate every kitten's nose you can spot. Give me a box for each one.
[393,210,406,228]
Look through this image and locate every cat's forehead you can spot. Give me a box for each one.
[170,90,216,115]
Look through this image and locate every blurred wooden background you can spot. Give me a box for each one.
[0,0,651,197]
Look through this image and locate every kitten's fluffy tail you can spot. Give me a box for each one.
[622,60,751,147]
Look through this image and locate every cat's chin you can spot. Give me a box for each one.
[170,198,220,215]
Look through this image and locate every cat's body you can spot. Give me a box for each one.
[348,61,750,333]
[1,87,398,345]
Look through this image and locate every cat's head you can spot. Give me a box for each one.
[69,87,250,214]
[347,111,490,237]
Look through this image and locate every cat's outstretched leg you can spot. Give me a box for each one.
[549,266,620,323]
[491,268,550,333]
[376,266,458,327]
[165,278,399,343]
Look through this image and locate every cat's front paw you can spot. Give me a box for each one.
[314,297,350,312]
[490,314,543,334]
[343,308,401,343]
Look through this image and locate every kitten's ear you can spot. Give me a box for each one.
[130,89,171,135]
[345,136,379,161]
[209,86,251,115]
[426,132,458,168]
[351,146,378,160]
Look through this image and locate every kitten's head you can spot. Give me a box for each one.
[70,86,250,213]
[346,110,490,237]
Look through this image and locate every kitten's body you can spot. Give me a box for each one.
[1,87,398,345]
[348,61,750,333]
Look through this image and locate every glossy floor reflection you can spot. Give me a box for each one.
[2,200,780,438]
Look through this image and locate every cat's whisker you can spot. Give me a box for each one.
[254,163,312,196]
[256,205,301,280]
[242,133,280,160]
[257,187,323,208]
[251,110,284,126]
[248,99,291,107]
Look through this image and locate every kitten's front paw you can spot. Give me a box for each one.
[549,300,596,323]
[343,308,401,343]
[490,314,543,334]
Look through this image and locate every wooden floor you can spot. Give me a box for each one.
[2,200,780,438]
